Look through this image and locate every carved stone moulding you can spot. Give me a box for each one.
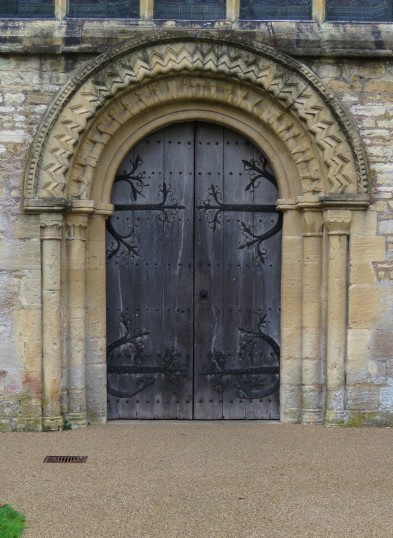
[23,32,369,207]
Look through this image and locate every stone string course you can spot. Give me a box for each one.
[0,37,392,429]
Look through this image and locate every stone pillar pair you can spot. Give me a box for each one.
[40,205,93,430]
[300,202,352,425]
[279,198,352,425]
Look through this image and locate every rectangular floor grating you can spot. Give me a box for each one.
[43,456,87,463]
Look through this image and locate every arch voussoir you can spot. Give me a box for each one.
[24,35,369,205]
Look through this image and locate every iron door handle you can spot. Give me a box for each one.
[199,289,209,300]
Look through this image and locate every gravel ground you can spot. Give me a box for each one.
[1,422,392,537]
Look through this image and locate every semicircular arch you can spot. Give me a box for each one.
[23,33,369,205]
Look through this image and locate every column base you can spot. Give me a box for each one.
[280,408,302,423]
[325,409,348,426]
[42,416,63,431]
[302,409,324,425]
[66,413,88,429]
[13,416,43,432]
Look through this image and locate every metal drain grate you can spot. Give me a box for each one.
[43,456,87,463]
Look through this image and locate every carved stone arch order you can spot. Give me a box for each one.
[24,33,369,204]
[23,34,371,431]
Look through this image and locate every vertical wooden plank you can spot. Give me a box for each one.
[106,147,135,419]
[159,123,194,419]
[132,131,164,419]
[246,145,281,420]
[221,128,246,419]
[194,123,225,419]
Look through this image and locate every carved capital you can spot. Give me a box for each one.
[324,210,352,235]
[66,214,90,241]
[276,198,297,211]
[94,202,114,218]
[303,210,324,237]
[40,213,64,240]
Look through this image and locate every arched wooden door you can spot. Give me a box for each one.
[106,122,281,420]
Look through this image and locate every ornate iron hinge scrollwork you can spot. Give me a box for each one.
[107,312,188,399]
[106,155,186,259]
[197,183,281,262]
[200,312,280,400]
[242,155,277,192]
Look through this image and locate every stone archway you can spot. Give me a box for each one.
[23,33,370,430]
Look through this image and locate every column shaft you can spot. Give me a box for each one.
[55,0,67,19]
[66,213,89,427]
[86,208,112,423]
[140,0,153,19]
[302,210,323,423]
[325,210,351,424]
[312,0,326,23]
[278,204,303,423]
[41,214,64,431]
[227,0,240,20]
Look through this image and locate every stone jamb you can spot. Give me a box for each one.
[55,0,67,20]
[298,197,324,424]
[324,208,352,425]
[312,0,326,23]
[40,212,64,431]
[65,203,94,428]
[140,0,154,19]
[226,0,240,21]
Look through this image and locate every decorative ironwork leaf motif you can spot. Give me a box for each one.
[115,155,148,201]
[106,219,139,260]
[107,312,188,399]
[239,212,283,263]
[242,156,277,192]
[201,312,280,400]
[106,178,185,259]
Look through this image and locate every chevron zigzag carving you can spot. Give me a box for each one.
[24,38,369,200]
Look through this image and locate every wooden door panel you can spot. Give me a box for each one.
[106,124,194,419]
[194,123,225,419]
[107,121,281,420]
[194,124,281,420]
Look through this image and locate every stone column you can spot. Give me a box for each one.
[40,213,64,431]
[324,209,351,425]
[55,0,67,19]
[140,0,153,19]
[301,207,324,423]
[312,0,326,23]
[227,0,240,20]
[277,201,303,423]
[66,212,90,427]
[86,203,113,423]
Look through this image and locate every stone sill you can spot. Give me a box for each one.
[0,20,392,57]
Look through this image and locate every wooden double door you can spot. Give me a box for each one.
[106,122,281,420]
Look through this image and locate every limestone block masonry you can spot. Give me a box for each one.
[0,26,391,430]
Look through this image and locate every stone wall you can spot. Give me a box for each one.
[0,26,392,429]
[309,57,393,424]
[0,54,90,430]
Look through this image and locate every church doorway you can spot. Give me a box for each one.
[106,122,281,420]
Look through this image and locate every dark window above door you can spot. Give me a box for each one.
[154,0,225,20]
[240,0,312,20]
[0,0,54,17]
